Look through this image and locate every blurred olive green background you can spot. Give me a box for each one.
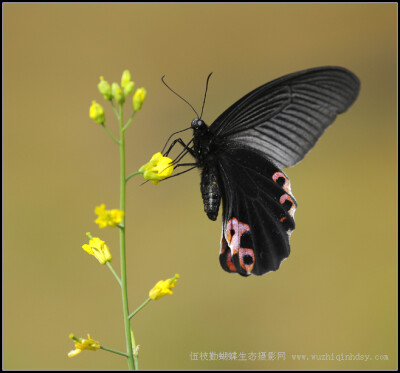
[3,3,397,371]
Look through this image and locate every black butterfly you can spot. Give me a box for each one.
[162,66,360,276]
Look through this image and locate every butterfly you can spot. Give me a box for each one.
[162,66,360,276]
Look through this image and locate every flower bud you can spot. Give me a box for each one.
[121,70,131,88]
[89,100,105,124]
[97,76,112,100]
[112,82,125,105]
[133,88,147,111]
[123,81,135,96]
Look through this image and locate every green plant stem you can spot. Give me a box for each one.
[110,100,120,118]
[102,124,120,145]
[129,298,151,319]
[100,346,128,357]
[106,262,122,287]
[130,326,139,369]
[126,171,143,183]
[119,104,136,370]
[128,297,151,369]
[123,111,136,132]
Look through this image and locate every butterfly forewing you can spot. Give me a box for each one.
[210,67,360,168]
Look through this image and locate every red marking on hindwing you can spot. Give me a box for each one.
[272,171,291,194]
[220,230,227,254]
[280,194,296,216]
[220,233,237,272]
[224,218,255,275]
[238,248,255,273]
[226,218,250,255]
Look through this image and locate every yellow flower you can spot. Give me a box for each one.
[82,234,112,264]
[149,274,180,300]
[112,82,125,105]
[133,87,147,111]
[139,152,174,185]
[94,204,124,228]
[97,76,112,101]
[89,100,105,124]
[68,334,100,358]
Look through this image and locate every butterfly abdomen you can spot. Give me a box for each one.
[200,164,221,221]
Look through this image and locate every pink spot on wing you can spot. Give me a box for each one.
[239,248,255,273]
[272,171,291,194]
[225,218,255,274]
[225,218,250,255]
[220,231,237,272]
[280,194,296,216]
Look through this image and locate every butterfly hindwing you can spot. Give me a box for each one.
[210,66,360,168]
[217,148,297,276]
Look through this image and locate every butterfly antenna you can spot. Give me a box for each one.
[199,72,213,120]
[161,75,199,118]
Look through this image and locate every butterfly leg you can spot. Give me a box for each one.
[160,165,197,182]
[172,145,195,167]
[161,127,191,154]
[164,138,195,158]
[174,162,197,169]
[160,160,197,176]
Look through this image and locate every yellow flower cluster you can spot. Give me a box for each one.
[78,69,182,366]
[89,69,147,125]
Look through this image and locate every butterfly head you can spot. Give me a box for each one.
[191,118,208,132]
